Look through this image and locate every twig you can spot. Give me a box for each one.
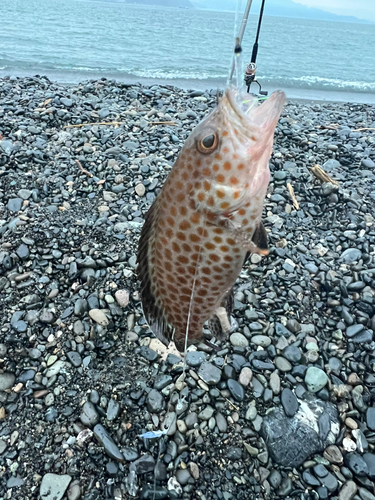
[75,159,93,178]
[150,121,177,126]
[352,127,375,132]
[223,396,239,411]
[64,120,176,129]
[65,122,124,129]
[287,183,299,210]
[311,164,339,187]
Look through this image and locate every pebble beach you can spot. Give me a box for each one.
[1,75,375,500]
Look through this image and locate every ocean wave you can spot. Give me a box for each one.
[122,68,219,80]
[262,75,375,92]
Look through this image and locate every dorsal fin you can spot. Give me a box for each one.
[137,200,173,346]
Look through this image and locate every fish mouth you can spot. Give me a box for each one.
[225,86,286,136]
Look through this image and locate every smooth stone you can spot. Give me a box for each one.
[362,453,375,479]
[281,388,299,417]
[340,248,362,263]
[7,198,23,212]
[251,335,271,347]
[198,406,214,420]
[107,399,120,421]
[274,356,292,372]
[344,453,368,477]
[175,469,191,486]
[89,309,109,326]
[359,487,375,500]
[198,362,221,385]
[146,389,165,413]
[93,424,124,462]
[129,454,155,474]
[186,351,206,367]
[238,367,253,386]
[366,408,375,431]
[227,379,245,402]
[338,480,357,500]
[67,351,82,367]
[115,289,129,307]
[230,332,249,347]
[346,324,364,337]
[215,412,227,433]
[0,372,15,391]
[80,402,100,427]
[40,474,72,500]
[305,367,328,393]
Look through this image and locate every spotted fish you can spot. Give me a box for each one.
[137,86,285,352]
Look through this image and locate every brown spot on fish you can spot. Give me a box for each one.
[189,233,200,242]
[216,174,225,183]
[216,189,225,199]
[204,181,211,191]
[230,177,239,185]
[221,202,230,210]
[215,153,222,160]
[197,192,205,202]
[237,163,245,170]
[176,231,186,241]
[213,236,222,243]
[177,255,189,264]
[222,131,228,136]
[202,167,210,176]
[209,254,220,262]
[223,161,231,170]
[220,245,229,252]
[176,193,185,202]
[205,242,215,250]
[207,196,214,207]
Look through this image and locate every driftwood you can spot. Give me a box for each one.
[287,183,299,210]
[64,120,176,129]
[75,159,93,178]
[352,128,375,132]
[311,164,339,187]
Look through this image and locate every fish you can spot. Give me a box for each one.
[137,86,285,352]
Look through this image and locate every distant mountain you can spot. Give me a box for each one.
[126,0,194,6]
[192,0,371,24]
[94,0,194,6]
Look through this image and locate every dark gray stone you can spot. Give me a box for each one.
[261,393,339,467]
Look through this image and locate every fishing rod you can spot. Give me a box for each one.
[245,0,267,95]
[229,0,268,96]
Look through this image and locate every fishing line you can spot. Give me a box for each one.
[182,207,209,374]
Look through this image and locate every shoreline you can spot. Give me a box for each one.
[1,71,375,105]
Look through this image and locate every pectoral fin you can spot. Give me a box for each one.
[251,221,269,256]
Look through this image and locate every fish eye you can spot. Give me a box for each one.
[197,132,218,154]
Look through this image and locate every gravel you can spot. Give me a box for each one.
[1,75,375,500]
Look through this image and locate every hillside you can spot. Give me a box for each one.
[127,0,194,7]
[192,0,371,23]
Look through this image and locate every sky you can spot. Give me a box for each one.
[292,0,375,22]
